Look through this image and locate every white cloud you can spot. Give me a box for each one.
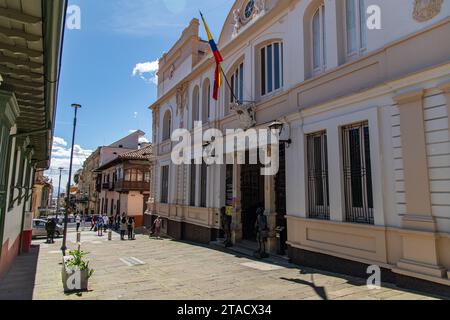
[45,137,93,191]
[53,136,68,147]
[132,60,159,85]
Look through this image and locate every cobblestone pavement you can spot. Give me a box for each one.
[0,228,445,300]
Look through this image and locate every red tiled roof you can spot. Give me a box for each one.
[118,144,153,160]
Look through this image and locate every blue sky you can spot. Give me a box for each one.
[47,0,234,190]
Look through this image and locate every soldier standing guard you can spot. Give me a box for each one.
[255,206,269,259]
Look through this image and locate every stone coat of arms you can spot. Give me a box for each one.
[413,0,443,22]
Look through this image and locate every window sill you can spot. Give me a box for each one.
[259,87,285,103]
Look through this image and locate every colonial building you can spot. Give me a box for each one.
[97,144,152,227]
[77,130,146,215]
[148,0,450,293]
[0,0,66,278]
[30,170,53,218]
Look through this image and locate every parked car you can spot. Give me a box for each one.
[32,219,64,239]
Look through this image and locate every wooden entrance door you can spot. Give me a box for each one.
[241,162,264,241]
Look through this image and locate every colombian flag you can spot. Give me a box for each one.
[200,12,222,100]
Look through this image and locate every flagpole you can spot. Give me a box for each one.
[220,67,240,104]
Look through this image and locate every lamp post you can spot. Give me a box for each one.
[61,103,82,257]
[269,120,292,146]
[55,167,64,223]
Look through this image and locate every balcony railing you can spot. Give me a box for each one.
[115,180,150,191]
[102,183,110,190]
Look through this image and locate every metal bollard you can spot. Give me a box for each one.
[76,232,81,243]
[108,230,112,241]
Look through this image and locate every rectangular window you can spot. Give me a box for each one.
[8,148,19,210]
[342,122,374,224]
[307,132,330,220]
[274,43,280,90]
[225,164,233,206]
[322,5,327,66]
[261,42,283,96]
[267,44,273,93]
[0,125,8,188]
[17,154,26,205]
[230,75,235,104]
[346,0,366,57]
[230,62,244,104]
[313,10,321,69]
[160,166,169,204]
[200,162,207,208]
[239,63,244,102]
[261,47,266,96]
[359,0,366,49]
[207,85,211,119]
[346,0,357,54]
[190,160,196,206]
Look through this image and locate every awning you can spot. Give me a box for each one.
[0,0,67,168]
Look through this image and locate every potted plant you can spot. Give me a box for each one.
[62,243,94,293]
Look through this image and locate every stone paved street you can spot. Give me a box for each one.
[0,228,445,300]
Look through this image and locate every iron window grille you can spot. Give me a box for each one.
[307,131,330,220]
[342,122,374,225]
[160,166,169,204]
[189,160,196,207]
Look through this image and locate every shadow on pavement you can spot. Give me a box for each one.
[0,245,40,300]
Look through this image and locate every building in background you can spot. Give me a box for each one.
[77,130,148,216]
[31,170,53,218]
[97,144,152,227]
[149,0,450,294]
[0,0,66,279]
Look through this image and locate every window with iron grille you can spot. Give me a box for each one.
[342,122,374,224]
[200,162,207,208]
[160,166,169,204]
[307,131,330,220]
[189,160,196,207]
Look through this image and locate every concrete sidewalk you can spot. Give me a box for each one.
[0,229,444,300]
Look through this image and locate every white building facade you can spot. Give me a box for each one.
[149,0,450,294]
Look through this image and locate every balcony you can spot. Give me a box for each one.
[115,180,150,192]
[102,182,110,190]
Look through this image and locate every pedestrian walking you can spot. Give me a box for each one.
[45,218,56,244]
[90,215,96,231]
[153,216,162,239]
[75,214,81,232]
[115,214,120,231]
[127,217,134,240]
[97,216,103,236]
[120,216,127,240]
[102,215,109,232]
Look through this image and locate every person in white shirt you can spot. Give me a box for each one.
[75,214,81,232]
[102,215,109,232]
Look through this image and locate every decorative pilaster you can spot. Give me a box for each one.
[438,82,450,133]
[264,174,278,253]
[231,164,242,244]
[393,89,446,279]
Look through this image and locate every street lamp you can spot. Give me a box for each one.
[55,167,64,223]
[269,120,292,146]
[61,103,82,257]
